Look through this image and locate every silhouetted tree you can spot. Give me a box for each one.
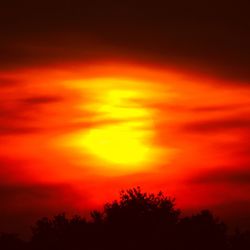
[31,214,89,250]
[230,229,250,250]
[178,210,228,250]
[1,187,249,250]
[0,233,26,250]
[102,187,180,225]
[96,187,180,250]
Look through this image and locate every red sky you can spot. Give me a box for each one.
[1,0,250,236]
[0,62,250,234]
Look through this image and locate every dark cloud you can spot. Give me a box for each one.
[150,103,247,113]
[0,111,38,135]
[0,102,38,134]
[0,1,250,81]
[189,167,250,185]
[0,183,78,204]
[189,105,246,113]
[184,116,250,133]
[20,95,63,105]
[0,93,64,135]
[0,125,38,135]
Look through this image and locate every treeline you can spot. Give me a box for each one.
[1,187,250,250]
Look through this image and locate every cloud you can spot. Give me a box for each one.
[184,116,250,133]
[0,1,250,81]
[0,77,22,87]
[0,103,38,134]
[20,95,63,105]
[0,92,65,135]
[0,125,38,135]
[189,167,250,185]
[0,183,80,205]
[188,105,246,113]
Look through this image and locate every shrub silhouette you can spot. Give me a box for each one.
[1,187,250,250]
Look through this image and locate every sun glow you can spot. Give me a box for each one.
[61,77,159,173]
[82,123,152,167]
[1,61,250,221]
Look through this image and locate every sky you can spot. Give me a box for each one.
[0,0,250,235]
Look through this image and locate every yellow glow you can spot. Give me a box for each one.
[95,89,150,120]
[60,77,159,173]
[81,123,152,167]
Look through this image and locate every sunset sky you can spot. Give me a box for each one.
[0,1,250,235]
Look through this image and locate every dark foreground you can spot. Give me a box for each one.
[1,187,249,250]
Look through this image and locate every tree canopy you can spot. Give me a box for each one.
[1,187,250,250]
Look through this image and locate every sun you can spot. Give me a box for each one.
[60,77,158,174]
[82,123,152,167]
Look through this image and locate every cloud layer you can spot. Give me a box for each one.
[1,1,250,81]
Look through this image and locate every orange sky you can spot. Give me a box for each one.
[0,62,250,233]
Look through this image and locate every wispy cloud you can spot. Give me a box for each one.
[189,167,250,185]
[183,116,250,133]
